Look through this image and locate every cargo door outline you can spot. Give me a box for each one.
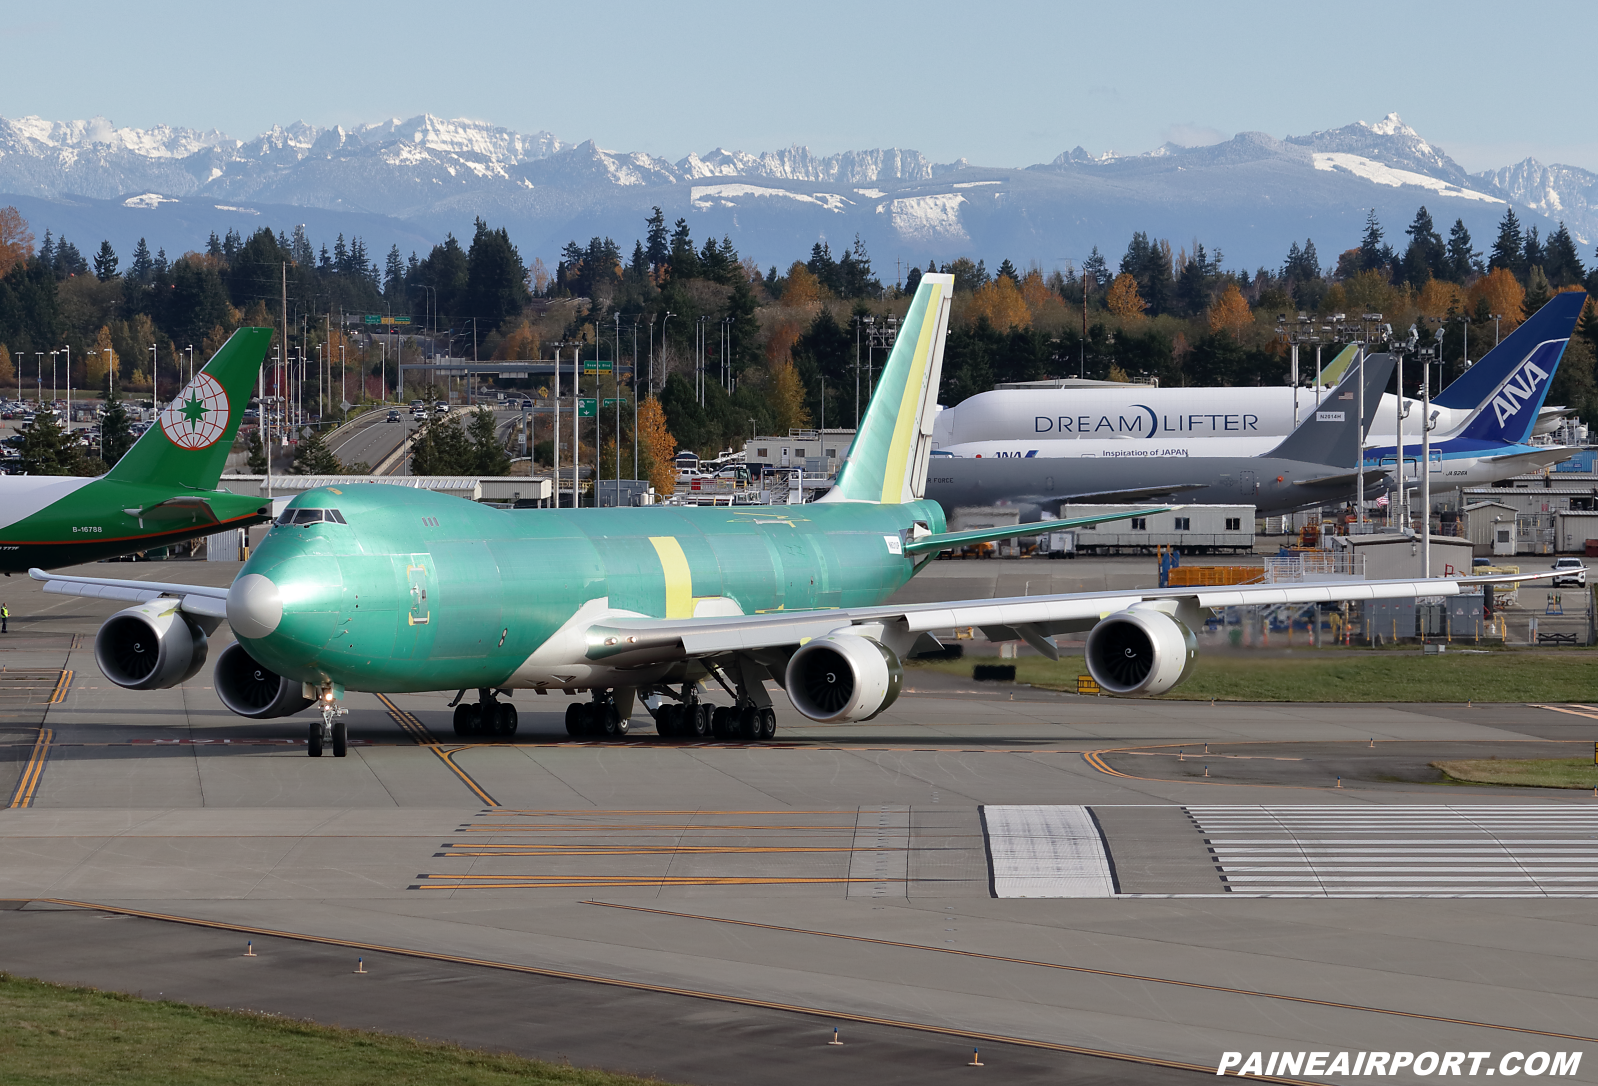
[1239,470,1257,495]
[406,556,431,625]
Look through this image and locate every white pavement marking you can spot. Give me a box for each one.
[981,804,1116,898]
[846,805,909,899]
[1189,805,1598,897]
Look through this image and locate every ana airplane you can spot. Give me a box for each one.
[0,328,274,572]
[929,351,1395,515]
[30,277,1542,757]
[931,293,1587,448]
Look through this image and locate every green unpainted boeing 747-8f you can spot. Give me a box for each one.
[33,277,1556,756]
[0,327,273,572]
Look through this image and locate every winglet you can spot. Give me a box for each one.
[819,274,953,505]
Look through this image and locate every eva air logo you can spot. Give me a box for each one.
[159,373,230,450]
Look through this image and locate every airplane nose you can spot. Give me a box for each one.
[228,573,283,639]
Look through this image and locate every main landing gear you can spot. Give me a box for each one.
[453,688,518,739]
[565,690,630,738]
[653,699,776,741]
[309,693,349,758]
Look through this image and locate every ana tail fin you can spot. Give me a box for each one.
[820,273,953,504]
[1267,350,1394,466]
[105,327,272,490]
[1434,290,1586,412]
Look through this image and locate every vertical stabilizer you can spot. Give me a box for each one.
[1267,351,1395,465]
[820,273,953,504]
[105,327,272,489]
[1433,291,1585,412]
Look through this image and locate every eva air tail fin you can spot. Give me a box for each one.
[1267,350,1394,466]
[105,327,272,490]
[819,273,953,505]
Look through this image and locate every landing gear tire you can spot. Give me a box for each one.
[613,707,629,737]
[655,705,677,738]
[597,704,618,738]
[738,706,760,740]
[307,720,323,757]
[454,704,473,737]
[565,703,584,737]
[711,706,732,740]
[497,703,518,736]
[332,719,348,757]
[694,704,713,738]
[760,708,777,740]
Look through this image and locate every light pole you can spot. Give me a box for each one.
[186,344,194,386]
[61,343,70,432]
[659,312,674,398]
[854,315,862,430]
[1421,326,1442,575]
[34,353,42,405]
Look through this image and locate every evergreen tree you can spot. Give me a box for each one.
[207,232,224,259]
[36,230,54,274]
[903,265,923,295]
[1358,210,1387,273]
[1523,226,1544,277]
[667,218,698,279]
[409,413,474,474]
[54,238,86,279]
[644,206,670,272]
[1543,222,1586,287]
[1489,207,1524,277]
[1401,206,1444,287]
[19,411,86,475]
[290,428,341,474]
[384,245,405,299]
[93,240,118,281]
[1445,218,1479,283]
[127,238,153,282]
[1523,266,1553,318]
[1081,247,1109,287]
[222,229,242,260]
[290,224,314,267]
[468,406,510,474]
[628,240,649,281]
[994,258,1019,283]
[99,399,135,466]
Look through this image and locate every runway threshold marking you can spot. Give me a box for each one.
[373,693,499,807]
[35,899,1300,1085]
[6,727,52,808]
[586,901,1598,1046]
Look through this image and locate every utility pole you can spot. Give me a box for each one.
[854,315,861,430]
[632,319,639,482]
[553,343,562,508]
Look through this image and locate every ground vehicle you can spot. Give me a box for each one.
[1551,556,1587,587]
[386,410,401,423]
[521,399,534,410]
[434,402,449,416]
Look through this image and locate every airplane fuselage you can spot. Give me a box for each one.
[233,485,947,694]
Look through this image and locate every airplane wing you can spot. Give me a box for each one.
[1044,482,1211,504]
[1293,468,1390,488]
[1483,446,1576,465]
[28,568,231,619]
[580,569,1564,667]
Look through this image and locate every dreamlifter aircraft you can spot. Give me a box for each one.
[932,292,1587,450]
[29,277,1556,756]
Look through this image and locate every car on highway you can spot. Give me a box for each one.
[386,409,401,423]
[1551,556,1587,587]
[521,399,534,410]
[411,407,428,421]
[433,402,449,417]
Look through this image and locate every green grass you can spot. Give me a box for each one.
[1432,758,1598,789]
[0,971,674,1086]
[909,649,1598,702]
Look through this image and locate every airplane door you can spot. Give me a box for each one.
[1239,470,1257,495]
[406,556,431,625]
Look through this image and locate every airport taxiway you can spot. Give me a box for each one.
[1,559,1597,1084]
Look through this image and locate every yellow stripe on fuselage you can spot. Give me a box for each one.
[649,536,694,618]
[879,282,941,504]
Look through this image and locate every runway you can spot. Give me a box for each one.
[1,562,1597,1083]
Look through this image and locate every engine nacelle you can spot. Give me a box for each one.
[94,602,209,690]
[1084,604,1197,696]
[785,634,903,722]
[214,641,314,719]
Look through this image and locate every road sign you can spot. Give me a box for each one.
[602,398,628,408]
[583,360,613,373]
[577,398,597,418]
[363,315,411,325]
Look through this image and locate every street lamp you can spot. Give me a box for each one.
[1490,313,1503,347]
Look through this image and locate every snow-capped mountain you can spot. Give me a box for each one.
[0,110,1593,275]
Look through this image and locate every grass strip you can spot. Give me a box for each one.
[1431,758,1598,790]
[0,971,675,1086]
[910,650,1598,702]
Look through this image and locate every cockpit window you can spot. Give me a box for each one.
[275,508,346,526]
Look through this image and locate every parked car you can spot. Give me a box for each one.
[1551,556,1587,587]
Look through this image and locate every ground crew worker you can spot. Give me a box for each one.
[3,603,10,633]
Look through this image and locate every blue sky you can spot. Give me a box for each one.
[6,0,1595,172]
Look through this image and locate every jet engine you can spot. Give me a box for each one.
[1084,603,1197,696]
[213,641,314,719]
[785,633,903,722]
[94,601,211,690]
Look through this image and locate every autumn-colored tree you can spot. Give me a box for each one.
[0,206,33,280]
[1416,278,1463,321]
[1018,269,1055,318]
[493,318,540,361]
[969,275,1032,329]
[0,345,14,389]
[1327,269,1404,319]
[526,257,551,296]
[1104,273,1147,322]
[1207,282,1252,337]
[781,262,826,307]
[1107,363,1131,383]
[764,317,803,365]
[1466,268,1526,335]
[201,324,231,366]
[770,360,811,432]
[636,395,677,496]
[85,326,116,389]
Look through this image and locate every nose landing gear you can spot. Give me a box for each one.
[309,686,349,757]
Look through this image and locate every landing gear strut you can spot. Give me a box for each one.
[453,688,517,739]
[652,680,776,743]
[309,694,349,757]
[565,690,629,738]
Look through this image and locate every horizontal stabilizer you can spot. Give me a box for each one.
[903,507,1172,554]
